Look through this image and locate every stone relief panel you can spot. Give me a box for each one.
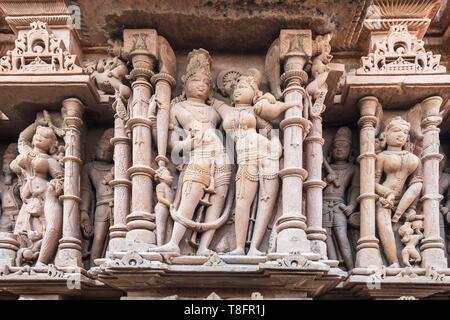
[0,21,82,74]
[357,24,446,75]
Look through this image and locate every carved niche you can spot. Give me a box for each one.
[357,24,446,75]
[0,21,82,74]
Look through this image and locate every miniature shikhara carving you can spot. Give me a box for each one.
[0,21,82,74]
[11,112,65,266]
[357,25,446,75]
[375,117,423,267]
[322,127,359,269]
[80,129,115,266]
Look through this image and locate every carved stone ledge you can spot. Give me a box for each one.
[337,266,450,299]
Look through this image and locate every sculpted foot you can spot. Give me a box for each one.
[247,248,265,256]
[388,262,400,268]
[227,248,245,255]
[197,248,214,256]
[148,242,181,254]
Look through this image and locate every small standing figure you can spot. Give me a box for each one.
[399,222,423,267]
[322,127,359,270]
[154,166,175,246]
[0,143,21,233]
[80,129,114,266]
[438,150,450,256]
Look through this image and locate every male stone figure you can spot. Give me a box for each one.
[80,129,114,265]
[0,143,20,233]
[438,151,450,257]
[323,127,359,270]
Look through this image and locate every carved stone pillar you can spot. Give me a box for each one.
[275,30,312,254]
[355,96,383,268]
[124,30,158,251]
[420,96,447,269]
[108,98,131,254]
[151,73,176,168]
[55,98,84,268]
[304,115,327,259]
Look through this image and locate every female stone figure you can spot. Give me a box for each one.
[11,113,64,266]
[375,117,423,267]
[80,129,114,266]
[150,49,232,256]
[215,72,299,256]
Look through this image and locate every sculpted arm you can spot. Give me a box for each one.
[17,122,38,154]
[374,154,393,197]
[253,94,300,122]
[79,164,94,237]
[156,184,172,208]
[393,162,423,223]
[168,107,195,156]
[348,167,360,211]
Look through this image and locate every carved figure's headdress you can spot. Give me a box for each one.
[100,128,114,145]
[334,127,352,145]
[182,48,212,84]
[386,116,410,133]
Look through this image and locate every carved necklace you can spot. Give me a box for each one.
[231,105,253,138]
[182,101,211,123]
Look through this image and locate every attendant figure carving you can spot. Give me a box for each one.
[80,129,115,266]
[322,127,359,269]
[11,112,65,266]
[0,143,21,234]
[375,117,423,267]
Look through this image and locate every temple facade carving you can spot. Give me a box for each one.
[0,0,450,300]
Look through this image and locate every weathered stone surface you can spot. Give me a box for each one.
[0,0,450,300]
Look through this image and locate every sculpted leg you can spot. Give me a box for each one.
[334,225,354,269]
[150,181,204,253]
[229,177,258,255]
[376,205,399,267]
[248,178,279,256]
[197,184,229,256]
[37,195,62,265]
[90,218,110,265]
[155,203,169,246]
[325,227,338,261]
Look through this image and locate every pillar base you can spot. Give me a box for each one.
[421,238,447,269]
[276,228,311,254]
[355,236,383,268]
[55,237,83,268]
[306,227,327,259]
[108,225,128,253]
[0,233,19,268]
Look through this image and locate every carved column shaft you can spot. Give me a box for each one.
[108,99,131,253]
[304,116,327,258]
[151,73,176,167]
[55,98,84,268]
[420,96,447,269]
[355,96,382,268]
[126,54,157,251]
[276,52,311,254]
